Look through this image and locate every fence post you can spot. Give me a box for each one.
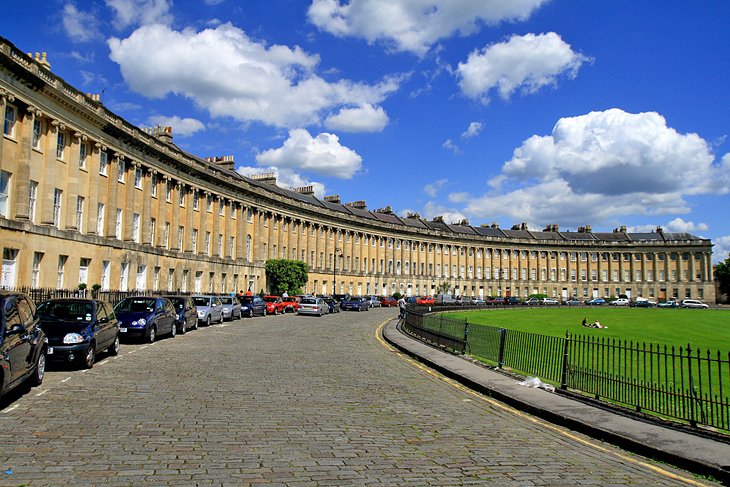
[560,331,570,389]
[497,328,506,368]
[462,319,469,354]
[686,344,697,427]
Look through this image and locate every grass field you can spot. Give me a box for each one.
[444,307,730,353]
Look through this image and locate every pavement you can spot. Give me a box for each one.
[383,319,730,484]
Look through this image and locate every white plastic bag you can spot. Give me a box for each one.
[517,376,555,392]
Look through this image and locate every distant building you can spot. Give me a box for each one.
[0,36,715,301]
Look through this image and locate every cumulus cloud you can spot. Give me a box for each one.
[665,218,709,233]
[457,32,590,103]
[324,103,389,132]
[442,139,460,154]
[713,236,730,263]
[105,0,173,30]
[448,192,469,203]
[108,23,402,129]
[423,201,466,225]
[147,115,206,137]
[307,0,549,56]
[461,121,483,139]
[255,129,362,179]
[237,166,326,198]
[464,109,730,228]
[424,178,448,197]
[63,4,102,43]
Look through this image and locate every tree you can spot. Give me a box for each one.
[714,254,730,299]
[436,282,451,294]
[265,259,308,295]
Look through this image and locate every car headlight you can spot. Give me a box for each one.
[63,333,85,344]
[198,311,205,317]
[132,318,146,326]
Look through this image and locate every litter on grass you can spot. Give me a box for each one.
[517,377,556,392]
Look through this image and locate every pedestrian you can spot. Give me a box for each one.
[397,295,406,320]
[282,291,288,298]
[582,317,587,327]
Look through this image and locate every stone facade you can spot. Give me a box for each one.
[0,36,716,301]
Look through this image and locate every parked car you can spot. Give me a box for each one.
[631,298,656,308]
[281,296,301,313]
[37,298,120,368]
[470,297,486,305]
[380,296,398,307]
[586,298,606,305]
[341,296,371,311]
[0,291,47,400]
[192,295,224,325]
[416,296,435,305]
[564,298,582,306]
[114,296,177,342]
[297,297,329,316]
[541,298,560,305]
[219,296,242,320]
[238,295,267,317]
[609,298,630,306]
[367,296,382,308]
[163,295,198,334]
[680,299,709,309]
[658,299,678,308]
[323,296,341,313]
[525,298,541,306]
[262,295,287,315]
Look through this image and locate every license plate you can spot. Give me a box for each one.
[119,327,127,333]
[47,347,53,355]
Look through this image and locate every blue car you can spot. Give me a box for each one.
[341,296,371,312]
[587,298,606,305]
[238,295,267,317]
[114,297,177,343]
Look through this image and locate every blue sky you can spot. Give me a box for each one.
[6,1,730,261]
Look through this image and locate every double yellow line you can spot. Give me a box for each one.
[374,320,711,486]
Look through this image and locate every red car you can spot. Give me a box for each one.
[381,296,398,307]
[281,296,301,313]
[262,296,287,315]
[416,296,435,305]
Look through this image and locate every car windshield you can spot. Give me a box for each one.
[300,298,316,304]
[38,301,93,321]
[282,297,296,302]
[169,298,185,309]
[239,296,255,304]
[193,297,211,307]
[114,298,155,313]
[220,297,233,304]
[263,297,278,302]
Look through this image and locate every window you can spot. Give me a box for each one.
[28,180,38,223]
[3,104,17,137]
[219,200,225,216]
[178,226,184,250]
[168,269,175,292]
[1,248,18,288]
[99,151,108,176]
[132,213,140,243]
[117,159,125,182]
[192,229,198,252]
[164,222,170,249]
[246,235,252,261]
[97,203,105,236]
[150,172,157,197]
[231,204,237,219]
[153,266,160,291]
[76,196,84,231]
[101,260,110,290]
[205,231,211,255]
[136,265,146,290]
[0,171,10,218]
[229,236,235,258]
[149,218,155,244]
[79,258,90,285]
[119,262,129,291]
[32,252,43,287]
[193,190,199,210]
[179,186,185,207]
[115,209,122,239]
[166,180,172,201]
[247,208,253,222]
[56,132,66,159]
[206,195,213,212]
[57,255,67,288]
[32,119,42,149]
[53,188,63,228]
[79,141,87,169]
[134,166,143,189]
[181,270,188,292]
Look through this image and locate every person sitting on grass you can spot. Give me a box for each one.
[582,318,588,327]
[592,320,607,329]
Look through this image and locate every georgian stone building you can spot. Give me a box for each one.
[0,36,716,302]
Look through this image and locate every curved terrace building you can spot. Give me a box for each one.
[0,37,715,302]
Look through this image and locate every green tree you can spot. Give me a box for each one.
[714,254,730,299]
[265,259,308,295]
[436,282,451,294]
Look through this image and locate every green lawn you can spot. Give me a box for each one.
[444,307,730,353]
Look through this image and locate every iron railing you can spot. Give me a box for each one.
[5,286,196,305]
[402,306,730,433]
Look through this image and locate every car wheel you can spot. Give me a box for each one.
[192,319,198,330]
[83,343,95,369]
[109,334,121,356]
[219,313,224,324]
[263,308,267,316]
[29,348,46,387]
[248,308,254,318]
[206,315,211,327]
[147,326,156,343]
[170,321,177,338]
[179,321,187,335]
[274,308,278,315]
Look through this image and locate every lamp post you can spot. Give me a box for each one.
[332,247,342,295]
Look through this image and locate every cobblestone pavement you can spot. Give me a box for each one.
[0,308,715,486]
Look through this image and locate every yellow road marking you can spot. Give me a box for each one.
[374,320,711,486]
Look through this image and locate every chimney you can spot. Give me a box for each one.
[406,212,421,219]
[456,218,470,226]
[144,125,173,144]
[324,195,341,204]
[376,206,393,214]
[544,224,559,232]
[432,215,444,223]
[345,200,367,210]
[511,222,528,231]
[204,155,235,171]
[250,172,277,186]
[613,225,627,233]
[293,185,314,196]
[656,226,663,234]
[31,52,51,70]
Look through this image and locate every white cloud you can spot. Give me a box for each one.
[457,32,590,103]
[461,121,483,139]
[147,115,206,137]
[424,178,448,197]
[448,191,469,203]
[307,0,549,56]
[665,218,708,233]
[442,139,460,154]
[204,0,225,5]
[464,109,730,228]
[108,23,402,128]
[237,166,326,198]
[324,104,389,132]
[423,201,466,224]
[255,129,362,179]
[713,236,730,263]
[63,4,102,43]
[105,0,173,30]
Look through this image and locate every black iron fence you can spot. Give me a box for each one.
[403,306,730,433]
[6,286,195,305]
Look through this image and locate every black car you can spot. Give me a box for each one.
[323,296,341,314]
[37,299,120,368]
[238,295,267,317]
[163,295,198,334]
[0,291,46,400]
[114,296,177,342]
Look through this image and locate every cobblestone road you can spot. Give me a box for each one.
[0,308,714,486]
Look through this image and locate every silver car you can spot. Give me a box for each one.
[219,296,242,320]
[297,297,329,316]
[192,295,224,325]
